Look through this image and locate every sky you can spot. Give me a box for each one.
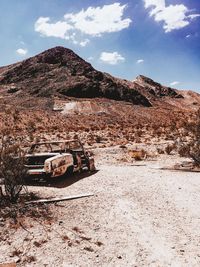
[0,0,200,92]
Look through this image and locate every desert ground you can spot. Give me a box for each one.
[0,144,200,267]
[0,46,200,267]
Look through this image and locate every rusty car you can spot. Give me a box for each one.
[25,139,95,180]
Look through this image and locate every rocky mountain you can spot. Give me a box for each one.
[0,46,186,108]
[132,75,183,99]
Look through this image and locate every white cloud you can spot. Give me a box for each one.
[144,0,200,32]
[16,48,28,55]
[137,59,144,64]
[100,51,125,65]
[80,39,90,47]
[87,56,94,61]
[64,3,131,36]
[188,14,200,20]
[144,0,165,15]
[170,81,180,86]
[154,5,189,32]
[35,17,73,39]
[144,0,165,9]
[34,3,131,46]
[186,33,199,39]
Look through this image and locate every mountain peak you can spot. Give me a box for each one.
[135,75,158,85]
[34,46,86,65]
[0,46,184,106]
[37,46,74,57]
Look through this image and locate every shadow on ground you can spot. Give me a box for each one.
[25,170,99,189]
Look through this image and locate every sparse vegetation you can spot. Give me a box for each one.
[0,109,28,203]
[128,149,147,161]
[177,108,200,166]
[189,108,200,166]
[165,143,176,155]
[0,137,27,203]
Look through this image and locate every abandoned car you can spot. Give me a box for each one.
[25,140,95,179]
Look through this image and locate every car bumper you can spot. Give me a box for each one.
[28,169,46,175]
[26,169,52,180]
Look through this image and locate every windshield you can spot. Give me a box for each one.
[30,143,65,153]
[29,141,82,153]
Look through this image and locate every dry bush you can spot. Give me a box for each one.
[24,255,37,263]
[128,149,147,161]
[165,143,177,155]
[95,135,103,143]
[189,108,200,165]
[0,108,27,203]
[0,192,54,227]
[178,143,190,157]
[178,108,200,165]
[157,148,165,154]
[0,137,27,203]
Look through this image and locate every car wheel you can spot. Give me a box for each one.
[88,160,95,172]
[66,165,74,176]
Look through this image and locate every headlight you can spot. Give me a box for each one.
[44,161,52,173]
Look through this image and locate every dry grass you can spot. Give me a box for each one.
[128,149,147,161]
[0,95,196,150]
[0,192,54,228]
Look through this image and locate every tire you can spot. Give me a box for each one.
[88,159,95,172]
[45,174,53,183]
[66,165,74,176]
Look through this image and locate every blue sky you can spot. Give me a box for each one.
[0,0,200,92]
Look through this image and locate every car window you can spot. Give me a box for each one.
[51,143,65,152]
[32,144,52,153]
[67,141,82,150]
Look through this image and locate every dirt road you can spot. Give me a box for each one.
[1,153,200,267]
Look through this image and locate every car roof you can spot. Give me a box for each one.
[31,139,80,146]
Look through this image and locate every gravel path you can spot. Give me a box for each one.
[1,154,200,267]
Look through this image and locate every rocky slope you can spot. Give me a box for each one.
[0,46,151,107]
[0,46,186,108]
[133,75,183,99]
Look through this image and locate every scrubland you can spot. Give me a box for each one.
[0,98,200,266]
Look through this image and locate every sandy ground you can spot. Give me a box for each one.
[0,147,200,267]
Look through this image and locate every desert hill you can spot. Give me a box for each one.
[0,46,200,143]
[0,46,151,107]
[0,46,192,109]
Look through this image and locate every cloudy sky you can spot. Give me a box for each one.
[1,0,200,91]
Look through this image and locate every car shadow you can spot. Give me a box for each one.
[25,170,99,189]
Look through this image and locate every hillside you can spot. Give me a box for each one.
[0,46,190,108]
[0,46,151,107]
[0,46,200,143]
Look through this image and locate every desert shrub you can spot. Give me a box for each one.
[95,135,103,143]
[189,109,200,165]
[157,148,165,154]
[128,149,147,161]
[165,143,176,155]
[0,137,27,203]
[179,109,200,165]
[0,109,29,203]
[178,143,190,157]
[27,120,36,134]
